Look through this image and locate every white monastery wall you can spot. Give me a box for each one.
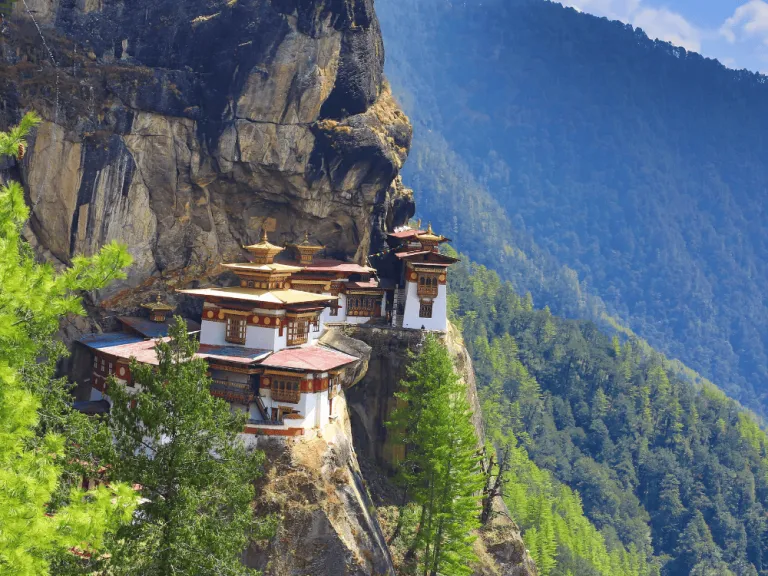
[402,281,448,331]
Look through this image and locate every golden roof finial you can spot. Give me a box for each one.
[303,231,310,244]
[417,218,422,229]
[416,222,444,244]
[142,295,174,312]
[244,226,284,263]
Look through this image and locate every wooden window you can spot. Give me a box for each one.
[417,274,439,297]
[419,300,433,318]
[225,315,247,344]
[348,295,376,317]
[329,301,339,316]
[271,377,301,403]
[287,318,309,346]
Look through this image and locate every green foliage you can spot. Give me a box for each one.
[0,113,136,575]
[448,254,768,575]
[379,0,768,419]
[387,334,484,575]
[100,319,269,576]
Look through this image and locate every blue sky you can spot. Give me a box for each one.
[557,0,768,73]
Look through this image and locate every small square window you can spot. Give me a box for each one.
[225,315,247,344]
[419,301,433,318]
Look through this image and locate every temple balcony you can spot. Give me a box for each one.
[210,379,256,404]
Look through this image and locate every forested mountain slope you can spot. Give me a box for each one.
[448,252,768,576]
[378,0,768,416]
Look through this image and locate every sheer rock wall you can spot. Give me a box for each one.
[0,0,413,316]
[336,324,538,576]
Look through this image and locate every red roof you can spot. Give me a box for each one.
[260,346,358,372]
[80,337,164,365]
[302,258,374,274]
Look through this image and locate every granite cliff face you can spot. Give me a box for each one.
[341,324,538,576]
[0,0,413,310]
[246,394,397,576]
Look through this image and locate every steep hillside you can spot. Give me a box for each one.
[340,324,537,576]
[449,252,768,576]
[377,0,768,417]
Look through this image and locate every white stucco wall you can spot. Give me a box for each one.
[259,386,330,430]
[344,315,372,325]
[201,319,292,352]
[402,280,448,331]
[316,389,330,427]
[199,319,227,346]
[245,324,285,351]
[320,293,346,324]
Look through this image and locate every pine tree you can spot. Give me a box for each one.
[101,320,269,575]
[388,334,484,576]
[0,113,137,575]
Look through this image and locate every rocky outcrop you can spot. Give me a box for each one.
[333,324,537,576]
[0,0,413,314]
[247,394,396,576]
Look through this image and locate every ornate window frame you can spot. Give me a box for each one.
[225,314,247,344]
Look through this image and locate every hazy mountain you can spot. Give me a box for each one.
[378,0,768,417]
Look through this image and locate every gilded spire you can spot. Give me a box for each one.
[244,226,284,264]
[416,222,444,243]
[142,294,174,322]
[288,230,324,265]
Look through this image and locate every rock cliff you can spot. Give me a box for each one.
[242,325,536,575]
[337,324,538,576]
[246,394,397,576]
[0,0,414,313]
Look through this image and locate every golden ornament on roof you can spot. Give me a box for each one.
[416,222,444,243]
[141,294,174,312]
[244,228,284,264]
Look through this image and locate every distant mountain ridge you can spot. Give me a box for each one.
[378,0,768,416]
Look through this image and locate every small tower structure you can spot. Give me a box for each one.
[287,232,325,266]
[387,222,458,331]
[141,295,174,323]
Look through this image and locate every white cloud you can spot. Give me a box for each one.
[558,0,768,72]
[721,1,768,43]
[561,0,640,21]
[559,0,700,52]
[632,7,701,52]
